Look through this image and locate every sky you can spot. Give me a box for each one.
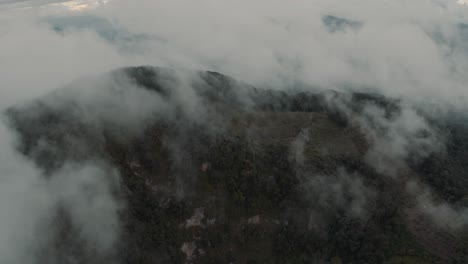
[0,0,467,106]
[0,0,108,11]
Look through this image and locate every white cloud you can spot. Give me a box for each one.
[0,0,468,261]
[2,0,468,105]
[81,0,468,105]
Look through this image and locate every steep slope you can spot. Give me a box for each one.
[5,66,468,264]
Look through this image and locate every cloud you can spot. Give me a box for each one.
[324,93,445,176]
[0,0,468,261]
[85,0,468,105]
[3,0,467,105]
[0,121,53,263]
[0,0,105,10]
[407,181,468,230]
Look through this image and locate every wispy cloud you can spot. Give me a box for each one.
[0,0,109,11]
[0,0,467,262]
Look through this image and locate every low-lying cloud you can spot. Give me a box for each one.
[0,0,468,262]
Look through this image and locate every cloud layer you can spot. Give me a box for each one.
[0,0,467,262]
[2,0,468,104]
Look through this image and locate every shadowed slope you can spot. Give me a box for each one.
[5,66,468,264]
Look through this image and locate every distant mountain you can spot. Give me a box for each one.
[322,15,362,33]
[45,15,165,48]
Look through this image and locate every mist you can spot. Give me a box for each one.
[1,0,468,263]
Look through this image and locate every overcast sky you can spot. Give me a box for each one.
[0,0,467,105]
[0,0,64,5]
[0,0,102,10]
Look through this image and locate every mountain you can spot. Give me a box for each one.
[5,66,468,263]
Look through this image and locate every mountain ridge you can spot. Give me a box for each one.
[5,66,468,263]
